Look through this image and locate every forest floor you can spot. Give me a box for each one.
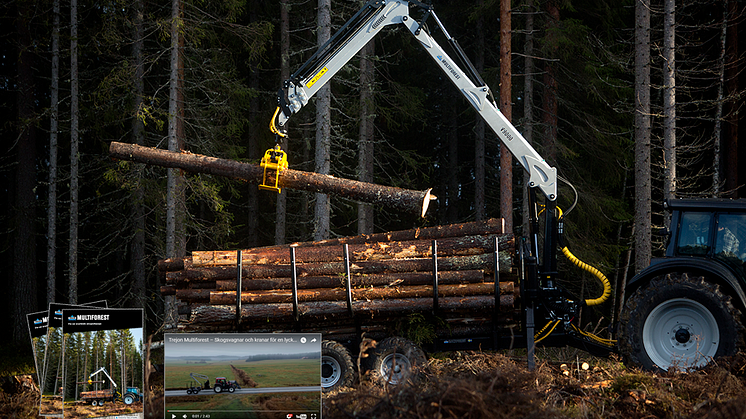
[4,349,746,418]
[323,350,746,419]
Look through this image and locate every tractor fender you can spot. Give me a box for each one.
[626,257,746,311]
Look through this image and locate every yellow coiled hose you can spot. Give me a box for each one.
[560,246,611,306]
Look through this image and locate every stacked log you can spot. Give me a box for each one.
[160,218,519,335]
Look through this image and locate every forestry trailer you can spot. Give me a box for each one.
[79,367,141,406]
[262,0,746,386]
[185,373,240,394]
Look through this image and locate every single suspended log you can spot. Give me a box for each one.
[191,233,512,266]
[110,142,435,216]
[208,282,512,305]
[214,270,486,291]
[165,252,513,283]
[188,295,514,325]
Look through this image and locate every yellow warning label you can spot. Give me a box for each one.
[306,67,328,88]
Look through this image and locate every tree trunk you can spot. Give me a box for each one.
[521,0,535,231]
[357,36,375,234]
[474,0,486,222]
[500,0,513,232]
[723,0,739,197]
[713,4,727,195]
[662,0,676,217]
[166,0,186,327]
[314,0,332,240]
[109,142,435,216]
[276,0,290,244]
[69,0,79,304]
[48,0,60,305]
[13,0,39,343]
[131,0,147,308]
[634,0,652,272]
[543,0,559,165]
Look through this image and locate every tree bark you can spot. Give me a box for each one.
[109,142,435,216]
[210,282,505,305]
[358,35,375,234]
[543,0,559,165]
[276,0,290,244]
[500,0,514,232]
[475,0,486,222]
[635,0,652,272]
[13,0,39,343]
[521,0,535,231]
[69,0,79,304]
[131,0,147,308]
[48,0,60,305]
[167,253,512,282]
[662,0,676,216]
[724,0,739,197]
[314,0,332,240]
[190,234,510,267]
[213,271,489,291]
[189,295,513,325]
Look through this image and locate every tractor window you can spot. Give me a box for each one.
[677,212,712,255]
[715,214,746,263]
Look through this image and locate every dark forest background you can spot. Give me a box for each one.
[1,0,745,352]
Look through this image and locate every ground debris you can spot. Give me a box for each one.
[323,351,746,419]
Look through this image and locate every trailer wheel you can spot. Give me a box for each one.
[367,337,426,386]
[124,394,135,404]
[213,385,222,393]
[321,340,355,391]
[619,272,744,371]
[90,400,97,406]
[186,388,193,394]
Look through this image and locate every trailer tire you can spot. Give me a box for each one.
[367,337,426,387]
[213,385,222,393]
[124,394,135,404]
[90,400,97,406]
[619,272,744,371]
[186,389,193,394]
[321,340,355,392]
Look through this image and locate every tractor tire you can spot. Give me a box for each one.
[321,340,355,392]
[619,272,744,371]
[213,385,222,393]
[366,337,427,387]
[124,394,135,404]
[228,386,235,393]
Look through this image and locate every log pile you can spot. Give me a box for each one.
[159,219,520,337]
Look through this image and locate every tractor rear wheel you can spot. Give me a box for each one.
[619,272,744,371]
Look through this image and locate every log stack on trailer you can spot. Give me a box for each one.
[159,218,519,340]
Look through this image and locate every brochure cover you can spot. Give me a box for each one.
[27,310,49,388]
[39,302,108,418]
[61,308,144,419]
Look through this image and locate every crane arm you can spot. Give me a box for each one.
[270,0,557,200]
[89,366,117,388]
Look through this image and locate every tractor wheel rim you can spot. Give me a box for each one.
[321,356,341,387]
[643,297,720,370]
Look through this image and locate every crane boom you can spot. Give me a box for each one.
[270,0,557,201]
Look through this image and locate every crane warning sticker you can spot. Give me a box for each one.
[305,67,328,88]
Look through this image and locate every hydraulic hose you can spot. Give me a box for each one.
[561,246,611,307]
